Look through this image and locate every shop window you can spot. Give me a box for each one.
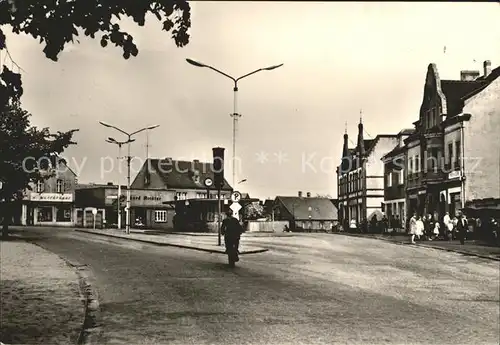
[38,207,53,222]
[56,206,72,222]
[155,210,167,223]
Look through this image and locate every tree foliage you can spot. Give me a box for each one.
[0,0,191,106]
[243,202,265,220]
[0,0,191,236]
[0,104,78,234]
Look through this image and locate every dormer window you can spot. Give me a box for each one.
[36,180,44,193]
[56,179,64,193]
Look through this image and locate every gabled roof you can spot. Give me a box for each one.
[146,158,232,191]
[441,79,488,115]
[275,196,338,220]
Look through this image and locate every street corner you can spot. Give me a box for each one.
[0,241,85,345]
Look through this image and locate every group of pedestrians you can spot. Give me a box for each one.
[408,211,468,245]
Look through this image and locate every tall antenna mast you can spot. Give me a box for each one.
[145,130,150,159]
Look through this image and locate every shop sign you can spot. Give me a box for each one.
[30,193,73,202]
[448,171,462,180]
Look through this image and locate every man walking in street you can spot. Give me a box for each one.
[221,210,244,259]
[456,211,468,245]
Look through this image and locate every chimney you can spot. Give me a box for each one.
[107,182,113,186]
[193,159,199,164]
[298,191,303,198]
[460,70,480,81]
[306,192,311,198]
[483,60,492,78]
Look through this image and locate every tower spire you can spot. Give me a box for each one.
[344,121,348,134]
[360,109,363,124]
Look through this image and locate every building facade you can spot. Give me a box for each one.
[381,129,414,227]
[272,192,339,231]
[131,157,233,231]
[75,183,174,229]
[336,119,398,227]
[20,158,78,226]
[404,60,499,219]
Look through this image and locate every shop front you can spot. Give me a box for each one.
[22,192,75,226]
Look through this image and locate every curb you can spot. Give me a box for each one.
[332,233,500,261]
[167,232,295,238]
[19,239,102,345]
[75,229,269,255]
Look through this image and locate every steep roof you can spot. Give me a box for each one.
[441,79,489,115]
[146,158,232,190]
[275,196,338,220]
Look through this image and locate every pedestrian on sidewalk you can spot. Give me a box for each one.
[456,211,468,245]
[409,213,418,244]
[443,212,453,241]
[416,215,424,241]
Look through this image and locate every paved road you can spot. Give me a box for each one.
[13,228,500,345]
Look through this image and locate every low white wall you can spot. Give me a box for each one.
[245,221,289,232]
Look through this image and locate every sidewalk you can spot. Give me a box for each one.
[335,232,500,261]
[0,239,85,344]
[75,229,269,254]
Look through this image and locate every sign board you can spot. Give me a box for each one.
[448,171,462,180]
[30,193,73,202]
[231,191,241,202]
[230,202,242,218]
[107,195,118,199]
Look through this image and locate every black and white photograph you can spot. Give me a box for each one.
[1,1,499,344]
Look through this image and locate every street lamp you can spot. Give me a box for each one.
[99,122,160,234]
[105,137,135,230]
[186,58,283,188]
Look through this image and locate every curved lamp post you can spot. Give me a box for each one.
[105,137,135,230]
[186,58,283,188]
[99,122,160,234]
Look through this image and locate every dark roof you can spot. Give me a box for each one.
[382,145,405,160]
[275,196,338,220]
[363,139,375,151]
[475,65,500,82]
[441,80,489,116]
[149,159,232,190]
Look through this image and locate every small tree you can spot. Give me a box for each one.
[0,104,78,237]
[243,202,265,220]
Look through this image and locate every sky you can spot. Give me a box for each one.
[2,1,500,200]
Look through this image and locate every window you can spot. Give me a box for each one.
[175,192,187,200]
[36,180,44,193]
[196,193,206,199]
[448,142,453,166]
[56,206,72,222]
[155,210,167,223]
[415,155,420,172]
[399,169,404,185]
[56,179,64,193]
[408,157,413,174]
[38,206,53,222]
[387,172,393,187]
[455,140,461,168]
